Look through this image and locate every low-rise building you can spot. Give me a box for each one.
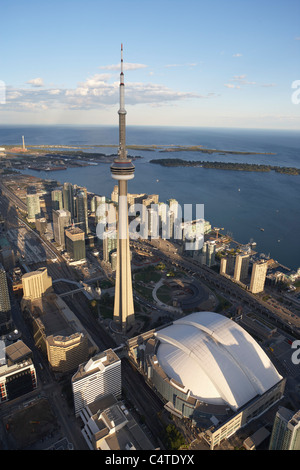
[79,394,154,450]
[0,340,37,403]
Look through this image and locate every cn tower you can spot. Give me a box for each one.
[111,44,135,332]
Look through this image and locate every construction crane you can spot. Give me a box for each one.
[213,227,224,239]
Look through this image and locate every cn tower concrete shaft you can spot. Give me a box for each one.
[110,45,135,332]
[113,181,135,330]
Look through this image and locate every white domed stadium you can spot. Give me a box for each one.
[154,311,282,411]
[127,311,285,449]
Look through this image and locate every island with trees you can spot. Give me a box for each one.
[149,158,300,175]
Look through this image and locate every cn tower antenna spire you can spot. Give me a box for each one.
[118,43,126,159]
[121,43,124,75]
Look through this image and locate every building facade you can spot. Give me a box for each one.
[46,332,89,374]
[250,260,268,294]
[72,349,122,417]
[26,193,40,222]
[65,227,86,262]
[0,341,37,403]
[76,189,89,234]
[103,229,117,263]
[51,189,63,211]
[22,267,52,301]
[234,253,250,283]
[0,263,12,333]
[269,407,300,450]
[52,209,71,249]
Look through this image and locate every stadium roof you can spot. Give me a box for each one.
[155,312,282,411]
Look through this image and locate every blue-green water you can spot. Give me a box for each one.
[1,125,299,269]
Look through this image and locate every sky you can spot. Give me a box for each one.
[1,0,300,129]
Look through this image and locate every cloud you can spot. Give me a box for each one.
[48,89,61,95]
[26,77,44,87]
[7,90,22,100]
[2,71,212,113]
[80,73,112,88]
[227,75,256,87]
[295,37,300,40]
[233,53,243,57]
[224,75,277,91]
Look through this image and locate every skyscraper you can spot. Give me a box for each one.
[52,209,71,249]
[76,189,88,234]
[103,229,117,263]
[94,195,106,225]
[63,182,75,220]
[0,263,12,333]
[51,189,63,211]
[26,193,40,222]
[110,45,135,332]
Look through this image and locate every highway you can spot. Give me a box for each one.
[0,179,27,213]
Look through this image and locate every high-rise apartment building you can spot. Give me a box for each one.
[220,253,236,276]
[110,45,135,332]
[220,257,227,276]
[111,185,118,204]
[167,198,181,240]
[76,189,89,234]
[201,241,216,267]
[26,193,40,222]
[103,229,117,263]
[71,349,122,417]
[0,263,12,333]
[65,227,86,262]
[63,182,75,220]
[94,195,106,225]
[234,253,250,283]
[52,209,71,249]
[51,189,63,211]
[250,260,268,294]
[269,407,300,450]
